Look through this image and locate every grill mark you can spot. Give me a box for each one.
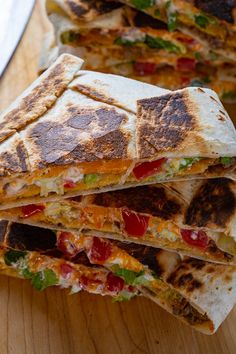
[137,92,195,158]
[93,186,182,219]
[185,178,236,229]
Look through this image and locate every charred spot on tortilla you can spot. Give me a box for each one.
[194,0,235,23]
[167,270,203,292]
[29,107,129,167]
[0,59,73,144]
[93,186,182,220]
[185,178,236,229]
[16,142,29,173]
[113,240,163,276]
[0,148,28,176]
[133,11,167,30]
[171,297,208,325]
[182,258,205,270]
[6,223,56,251]
[137,92,195,158]
[72,84,116,106]
[66,0,121,20]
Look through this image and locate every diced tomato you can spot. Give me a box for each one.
[122,209,149,237]
[177,58,196,72]
[57,231,78,257]
[80,275,89,288]
[133,62,157,76]
[22,204,45,218]
[181,229,209,249]
[63,180,76,188]
[176,37,196,45]
[60,263,74,278]
[89,237,112,263]
[106,272,125,293]
[133,158,166,180]
[180,76,191,86]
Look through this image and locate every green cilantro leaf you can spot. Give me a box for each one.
[194,13,216,28]
[4,250,27,266]
[220,157,233,166]
[168,12,178,31]
[112,265,144,285]
[130,0,153,10]
[145,35,180,53]
[30,269,58,291]
[83,173,99,184]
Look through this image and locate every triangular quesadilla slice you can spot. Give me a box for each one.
[1,220,236,334]
[0,54,236,209]
[2,179,236,264]
[118,0,236,62]
[43,0,236,102]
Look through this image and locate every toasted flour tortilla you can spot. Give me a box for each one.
[42,0,236,102]
[0,53,236,209]
[119,0,236,62]
[1,220,236,333]
[46,0,236,66]
[2,179,236,264]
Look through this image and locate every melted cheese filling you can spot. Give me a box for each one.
[0,157,233,204]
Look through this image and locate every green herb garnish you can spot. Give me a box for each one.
[112,265,144,285]
[194,52,202,61]
[145,35,180,53]
[4,250,27,266]
[154,9,161,17]
[194,13,217,29]
[168,12,178,31]
[220,157,233,166]
[179,157,202,170]
[130,0,153,10]
[114,37,139,46]
[30,269,58,291]
[84,173,99,184]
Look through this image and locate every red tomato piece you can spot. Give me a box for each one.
[57,232,78,257]
[176,36,196,45]
[177,58,196,72]
[133,158,166,180]
[89,237,112,263]
[133,62,157,76]
[122,209,149,237]
[64,180,76,188]
[22,204,45,218]
[106,272,125,293]
[60,263,74,278]
[181,229,209,249]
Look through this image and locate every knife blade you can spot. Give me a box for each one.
[0,0,35,77]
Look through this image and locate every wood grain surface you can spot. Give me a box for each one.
[0,1,236,353]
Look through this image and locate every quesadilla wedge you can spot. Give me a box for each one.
[43,0,236,102]
[39,37,236,103]
[2,179,236,264]
[47,1,233,67]
[1,54,236,209]
[118,0,236,62]
[2,220,236,334]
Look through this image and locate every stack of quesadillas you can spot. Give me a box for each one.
[1,53,236,334]
[41,0,236,102]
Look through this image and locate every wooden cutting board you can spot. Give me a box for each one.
[0,1,236,353]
